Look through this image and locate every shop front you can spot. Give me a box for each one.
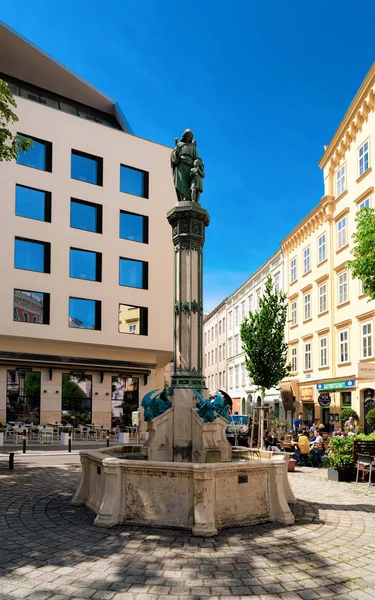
[300,387,314,426]
[316,379,356,429]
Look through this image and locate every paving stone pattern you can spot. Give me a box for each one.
[0,463,375,600]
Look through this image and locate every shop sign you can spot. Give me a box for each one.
[358,362,375,379]
[300,387,313,402]
[318,392,331,407]
[316,380,355,391]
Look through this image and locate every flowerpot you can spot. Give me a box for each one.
[60,432,69,446]
[288,458,296,472]
[118,432,129,444]
[0,432,4,446]
[327,465,354,482]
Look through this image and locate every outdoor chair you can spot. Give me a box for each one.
[355,453,375,487]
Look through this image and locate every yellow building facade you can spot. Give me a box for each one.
[282,64,375,432]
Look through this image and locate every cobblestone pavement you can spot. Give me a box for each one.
[1,461,375,600]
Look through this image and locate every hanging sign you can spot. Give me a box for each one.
[300,387,313,402]
[318,393,331,407]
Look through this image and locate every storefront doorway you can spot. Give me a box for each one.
[303,403,314,426]
[111,377,139,428]
[61,373,92,423]
[363,388,375,434]
[6,370,41,424]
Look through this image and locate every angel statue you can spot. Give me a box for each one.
[171,129,204,202]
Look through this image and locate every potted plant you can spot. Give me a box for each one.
[365,408,375,432]
[0,422,4,446]
[327,436,354,482]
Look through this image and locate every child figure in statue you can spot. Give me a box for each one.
[190,157,205,202]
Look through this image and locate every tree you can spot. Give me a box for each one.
[0,79,33,162]
[346,207,375,299]
[365,408,375,430]
[240,276,291,449]
[339,408,358,423]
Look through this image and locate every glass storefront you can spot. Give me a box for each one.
[61,374,92,422]
[111,377,139,428]
[6,370,41,424]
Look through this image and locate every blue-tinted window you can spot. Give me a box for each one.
[119,258,148,289]
[69,297,101,330]
[16,135,52,171]
[120,164,148,198]
[14,238,50,273]
[71,150,103,185]
[13,289,50,324]
[70,248,101,282]
[70,199,102,233]
[16,184,51,222]
[120,211,148,243]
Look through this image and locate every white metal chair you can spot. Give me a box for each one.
[355,453,375,487]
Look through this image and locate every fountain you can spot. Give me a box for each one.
[72,129,295,535]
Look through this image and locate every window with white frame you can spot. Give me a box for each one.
[223,317,226,331]
[208,353,210,367]
[255,288,261,309]
[304,342,312,370]
[304,293,311,321]
[235,306,239,326]
[219,372,222,387]
[319,283,327,313]
[303,247,311,274]
[291,300,297,326]
[219,345,222,361]
[290,257,297,283]
[235,366,239,388]
[234,334,239,355]
[274,273,280,291]
[205,332,207,346]
[362,322,373,358]
[208,330,210,344]
[205,353,207,368]
[337,217,347,250]
[211,326,214,339]
[338,271,348,304]
[359,198,370,210]
[215,324,217,338]
[338,329,349,363]
[241,363,246,386]
[228,338,232,358]
[318,234,326,263]
[222,370,225,388]
[228,311,232,330]
[223,342,226,358]
[211,350,213,364]
[359,279,365,296]
[359,141,369,177]
[215,348,217,363]
[248,295,253,312]
[319,336,328,367]
[215,374,217,389]
[241,301,245,321]
[291,347,297,372]
[218,320,222,335]
[336,165,346,197]
[229,368,233,389]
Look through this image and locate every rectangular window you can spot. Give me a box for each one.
[248,295,253,312]
[338,271,348,304]
[223,317,226,331]
[320,337,328,367]
[228,311,232,330]
[215,348,217,363]
[241,301,245,320]
[120,210,149,244]
[118,304,148,336]
[235,366,239,388]
[337,217,347,250]
[304,342,312,370]
[318,234,326,263]
[16,184,51,222]
[69,297,101,330]
[255,288,261,309]
[70,198,102,234]
[339,330,349,363]
[219,320,222,335]
[229,368,233,389]
[211,326,214,340]
[362,322,373,359]
[228,338,232,358]
[119,257,148,289]
[14,237,50,273]
[360,279,365,296]
[304,293,311,321]
[274,273,280,292]
[359,198,370,210]
[319,284,327,314]
[235,306,239,326]
[219,345,222,361]
[16,134,52,172]
[211,350,214,364]
[359,141,369,177]
[219,372,222,387]
[303,246,311,274]
[208,330,210,344]
[223,343,226,358]
[222,370,225,388]
[62,373,92,421]
[71,150,103,186]
[70,248,102,282]
[290,257,297,283]
[205,354,207,368]
[336,165,346,196]
[13,289,50,325]
[234,334,239,355]
[208,353,210,367]
[241,363,246,386]
[120,164,149,198]
[291,300,297,326]
[291,347,297,372]
[215,324,217,338]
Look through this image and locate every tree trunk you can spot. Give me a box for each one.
[259,389,265,450]
[250,413,255,448]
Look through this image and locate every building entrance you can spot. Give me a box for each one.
[363,388,375,434]
[6,369,41,424]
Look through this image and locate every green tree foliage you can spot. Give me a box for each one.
[339,408,359,422]
[0,79,33,161]
[365,408,375,429]
[347,207,375,299]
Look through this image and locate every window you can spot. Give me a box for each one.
[16,134,52,171]
[14,237,50,273]
[70,248,102,282]
[119,258,148,289]
[304,342,312,370]
[211,350,214,364]
[359,198,370,210]
[303,247,311,274]
[219,372,222,387]
[338,271,348,304]
[362,322,373,359]
[215,324,217,338]
[223,317,226,331]
[338,330,349,363]
[291,301,297,326]
[274,273,280,292]
[119,210,149,244]
[290,257,297,283]
[241,363,246,386]
[255,288,261,309]
[304,293,311,321]
[359,141,369,177]
[70,199,102,233]
[211,327,214,340]
[319,284,327,314]
[16,184,51,222]
[248,295,253,312]
[291,347,297,372]
[337,217,347,250]
[228,312,232,330]
[229,368,233,389]
[208,353,210,367]
[320,337,328,367]
[215,348,217,363]
[235,366,239,388]
[336,165,346,196]
[222,370,225,388]
[120,164,149,198]
[71,150,103,186]
[118,304,148,336]
[219,321,222,335]
[205,354,207,368]
[234,335,239,355]
[69,297,101,330]
[360,279,365,296]
[13,290,50,325]
[241,301,245,320]
[318,234,326,263]
[228,338,232,358]
[62,374,92,421]
[208,330,210,344]
[223,343,226,358]
[219,345,222,361]
[215,374,217,389]
[235,306,239,326]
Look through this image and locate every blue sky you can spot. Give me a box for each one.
[3,0,375,311]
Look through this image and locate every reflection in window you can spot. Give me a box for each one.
[62,373,92,422]
[119,257,148,289]
[118,304,148,336]
[14,237,50,273]
[6,370,41,424]
[71,150,103,185]
[14,289,50,324]
[111,376,139,428]
[16,184,51,222]
[70,198,102,233]
[70,248,101,281]
[69,297,101,330]
[120,164,148,198]
[120,210,148,243]
[16,135,52,171]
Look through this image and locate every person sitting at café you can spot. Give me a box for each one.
[291,432,310,464]
[264,429,281,452]
[310,429,323,448]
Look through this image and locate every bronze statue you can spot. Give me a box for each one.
[171,129,204,202]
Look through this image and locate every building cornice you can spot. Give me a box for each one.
[354,186,374,205]
[281,196,334,255]
[356,310,375,322]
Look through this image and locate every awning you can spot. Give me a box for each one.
[279,384,294,411]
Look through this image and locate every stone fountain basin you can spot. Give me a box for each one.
[72,446,295,536]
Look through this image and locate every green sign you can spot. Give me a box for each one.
[316,380,355,391]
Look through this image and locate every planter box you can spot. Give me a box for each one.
[0,432,4,446]
[118,432,129,444]
[60,432,69,446]
[327,465,354,482]
[288,458,296,472]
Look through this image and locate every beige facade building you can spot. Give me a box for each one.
[282,63,375,432]
[203,300,227,395]
[0,24,174,426]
